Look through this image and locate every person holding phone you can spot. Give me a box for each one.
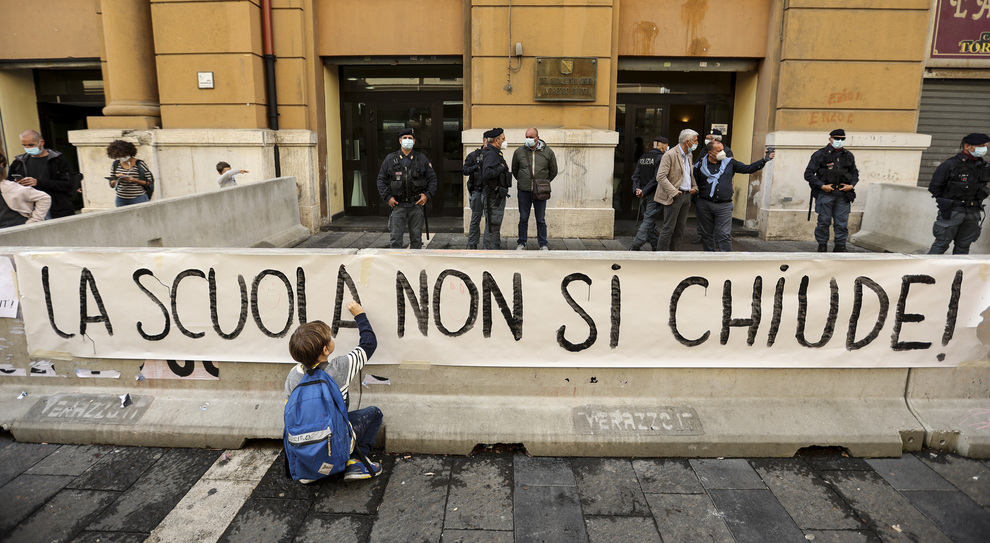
[106,139,155,207]
[0,152,51,227]
[5,129,75,218]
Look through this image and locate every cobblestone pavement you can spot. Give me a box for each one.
[2,434,988,543]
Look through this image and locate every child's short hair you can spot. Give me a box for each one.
[289,321,332,367]
[216,161,231,174]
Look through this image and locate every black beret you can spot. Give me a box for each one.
[709,129,723,136]
[829,129,846,138]
[654,136,669,144]
[482,129,495,139]
[962,133,990,145]
[487,127,504,138]
[399,128,415,138]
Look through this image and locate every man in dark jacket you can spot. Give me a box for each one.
[511,127,557,250]
[375,128,438,249]
[461,136,488,249]
[928,133,990,255]
[694,141,773,252]
[804,128,858,252]
[480,128,511,250]
[6,129,75,219]
[629,135,668,251]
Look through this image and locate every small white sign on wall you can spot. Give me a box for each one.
[197,71,214,89]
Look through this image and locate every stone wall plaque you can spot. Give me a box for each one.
[534,57,597,102]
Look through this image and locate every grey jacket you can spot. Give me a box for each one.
[511,140,558,192]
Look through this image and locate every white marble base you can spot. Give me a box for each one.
[461,128,619,240]
[756,131,931,240]
[67,129,321,233]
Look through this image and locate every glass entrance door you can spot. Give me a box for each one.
[613,105,665,220]
[339,65,464,217]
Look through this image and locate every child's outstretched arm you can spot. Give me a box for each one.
[341,301,377,388]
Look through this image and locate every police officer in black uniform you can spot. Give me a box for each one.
[629,135,669,251]
[376,128,438,249]
[928,133,990,255]
[804,128,859,252]
[461,135,488,249]
[480,128,511,250]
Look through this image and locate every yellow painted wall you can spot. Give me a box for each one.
[0,0,101,60]
[0,70,41,162]
[774,3,929,132]
[324,64,344,217]
[617,0,770,58]
[318,0,464,56]
[470,1,616,131]
[731,71,757,221]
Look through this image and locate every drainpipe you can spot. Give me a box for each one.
[262,0,281,177]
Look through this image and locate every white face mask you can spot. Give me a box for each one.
[715,151,727,161]
[400,139,414,150]
[973,146,988,158]
[501,139,508,150]
[832,139,845,149]
[119,156,133,162]
[525,138,536,148]
[689,143,698,152]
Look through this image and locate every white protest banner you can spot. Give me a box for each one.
[12,250,990,368]
[0,256,19,318]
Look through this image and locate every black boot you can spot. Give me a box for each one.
[817,244,828,253]
[833,244,847,253]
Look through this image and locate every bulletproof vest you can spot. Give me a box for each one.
[467,148,484,192]
[484,148,510,189]
[944,158,990,204]
[817,149,854,186]
[0,194,28,228]
[389,152,430,202]
[635,149,662,190]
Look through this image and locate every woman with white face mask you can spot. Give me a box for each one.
[928,132,990,255]
[106,139,154,207]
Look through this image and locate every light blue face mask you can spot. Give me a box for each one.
[400,139,414,150]
[24,146,42,156]
[832,139,845,149]
[973,146,988,158]
[689,143,698,152]
[525,138,536,148]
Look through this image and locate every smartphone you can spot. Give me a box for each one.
[765,146,775,159]
[10,174,22,181]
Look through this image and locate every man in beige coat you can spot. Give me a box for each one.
[654,129,699,251]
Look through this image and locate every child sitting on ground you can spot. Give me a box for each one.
[284,301,383,482]
[216,161,248,188]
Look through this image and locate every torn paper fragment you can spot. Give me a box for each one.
[29,360,56,377]
[0,364,27,377]
[119,393,132,408]
[17,391,27,399]
[75,369,121,379]
[0,257,19,319]
[362,374,391,388]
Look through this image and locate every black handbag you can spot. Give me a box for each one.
[533,178,551,200]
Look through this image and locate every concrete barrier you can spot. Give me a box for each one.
[0,177,309,248]
[2,248,986,458]
[852,183,990,254]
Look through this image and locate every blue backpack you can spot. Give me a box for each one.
[283,367,354,481]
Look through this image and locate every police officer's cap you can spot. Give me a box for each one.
[484,128,504,139]
[829,129,846,138]
[654,136,669,144]
[709,129,723,137]
[962,133,990,145]
[399,128,415,138]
